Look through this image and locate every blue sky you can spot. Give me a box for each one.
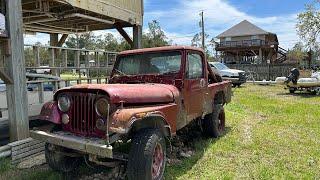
[25,0,313,49]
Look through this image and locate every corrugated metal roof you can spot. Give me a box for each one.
[216,20,271,38]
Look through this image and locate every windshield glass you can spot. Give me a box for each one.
[115,51,182,75]
[213,63,229,70]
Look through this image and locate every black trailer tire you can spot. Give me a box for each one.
[202,104,226,138]
[127,129,166,180]
[289,88,296,94]
[45,143,81,173]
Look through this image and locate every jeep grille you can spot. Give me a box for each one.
[64,92,98,136]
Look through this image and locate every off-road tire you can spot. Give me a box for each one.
[45,143,81,173]
[127,129,166,180]
[202,104,226,138]
[289,88,296,94]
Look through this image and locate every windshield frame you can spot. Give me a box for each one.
[113,50,183,76]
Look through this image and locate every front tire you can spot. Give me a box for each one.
[202,104,226,138]
[45,143,81,173]
[127,129,166,180]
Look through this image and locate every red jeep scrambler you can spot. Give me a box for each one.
[30,46,232,179]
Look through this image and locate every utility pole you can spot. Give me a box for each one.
[200,11,205,50]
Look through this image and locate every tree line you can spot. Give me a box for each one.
[25,1,320,67]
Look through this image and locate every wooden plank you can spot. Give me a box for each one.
[12,142,45,156]
[115,23,133,47]
[57,34,68,47]
[5,0,30,141]
[12,146,44,161]
[11,140,43,151]
[8,137,33,147]
[63,0,143,25]
[12,151,44,164]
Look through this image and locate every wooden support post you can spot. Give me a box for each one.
[33,46,40,67]
[259,48,263,63]
[63,50,68,68]
[50,34,58,76]
[106,52,109,76]
[38,83,44,104]
[75,50,81,84]
[5,0,29,141]
[86,51,90,78]
[97,52,100,80]
[133,25,142,49]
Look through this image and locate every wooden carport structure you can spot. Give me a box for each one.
[0,0,143,141]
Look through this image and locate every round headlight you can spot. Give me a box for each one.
[95,98,109,118]
[58,95,71,112]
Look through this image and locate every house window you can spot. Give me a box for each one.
[225,37,231,41]
[251,35,258,40]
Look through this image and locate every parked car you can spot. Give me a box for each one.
[26,73,61,91]
[30,46,232,180]
[28,66,51,74]
[209,62,246,87]
[0,79,5,92]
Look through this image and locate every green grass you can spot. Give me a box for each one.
[1,84,320,179]
[165,84,320,179]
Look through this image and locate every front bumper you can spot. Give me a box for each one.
[30,130,113,158]
[222,77,246,84]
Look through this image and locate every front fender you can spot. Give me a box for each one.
[38,101,61,124]
[109,104,178,135]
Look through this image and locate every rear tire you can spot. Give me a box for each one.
[127,129,166,180]
[202,104,226,138]
[45,143,81,173]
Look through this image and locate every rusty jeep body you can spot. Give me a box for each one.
[30,46,232,180]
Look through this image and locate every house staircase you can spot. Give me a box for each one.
[275,46,288,63]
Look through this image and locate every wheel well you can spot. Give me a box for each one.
[129,115,171,138]
[214,91,225,105]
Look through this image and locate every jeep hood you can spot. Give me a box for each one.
[56,84,179,104]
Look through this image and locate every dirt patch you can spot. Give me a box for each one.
[17,153,46,169]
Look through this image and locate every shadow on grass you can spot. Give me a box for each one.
[165,127,231,179]
[276,91,318,98]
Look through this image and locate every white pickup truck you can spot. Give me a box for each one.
[209,62,246,87]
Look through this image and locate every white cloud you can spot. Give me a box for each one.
[24,0,301,49]
[145,0,300,49]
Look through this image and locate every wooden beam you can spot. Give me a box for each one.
[0,68,13,84]
[5,0,29,141]
[115,23,133,48]
[57,34,68,47]
[133,25,142,49]
[50,33,58,46]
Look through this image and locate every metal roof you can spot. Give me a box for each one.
[216,20,272,38]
